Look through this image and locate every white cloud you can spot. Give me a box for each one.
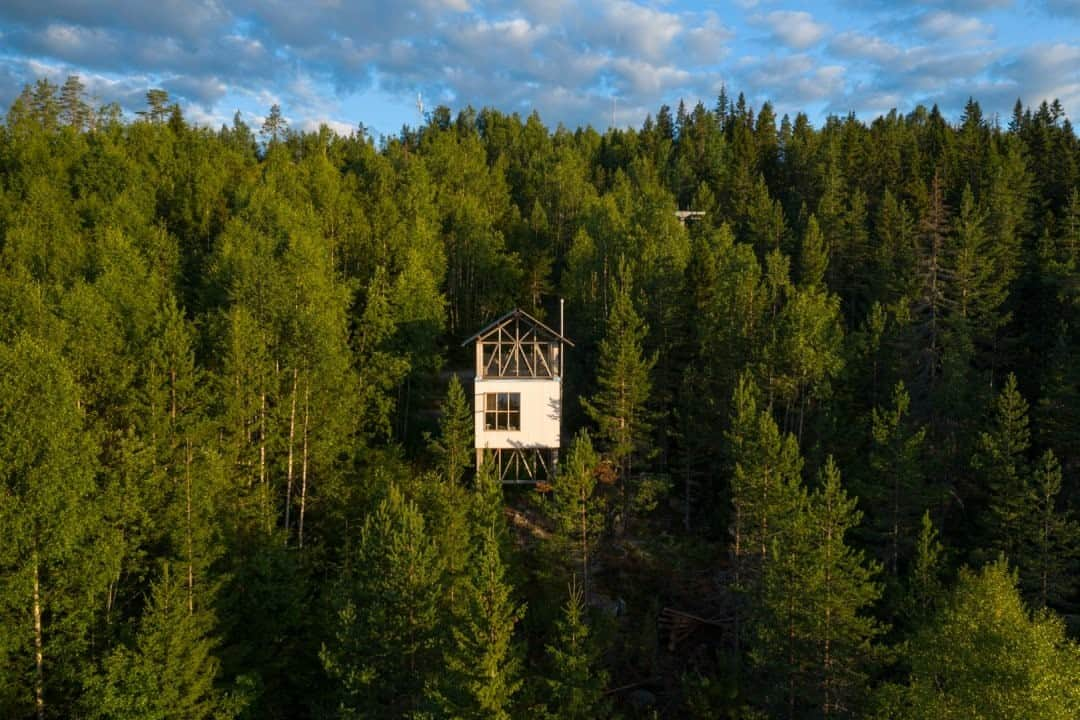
[828,31,902,63]
[757,10,828,50]
[591,0,684,60]
[918,10,993,39]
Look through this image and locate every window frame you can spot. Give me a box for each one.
[484,392,521,431]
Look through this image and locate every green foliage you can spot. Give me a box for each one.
[582,262,657,532]
[865,381,930,576]
[428,374,473,485]
[544,579,610,720]
[441,528,526,720]
[973,373,1032,558]
[321,485,444,717]
[752,457,882,718]
[86,565,237,720]
[880,559,1080,720]
[0,336,99,717]
[548,430,605,592]
[3,80,1080,719]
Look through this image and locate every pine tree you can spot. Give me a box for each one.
[321,484,444,717]
[809,458,883,717]
[726,373,804,588]
[972,373,1032,558]
[751,457,882,718]
[867,381,930,576]
[428,374,473,484]
[1021,451,1078,609]
[260,104,287,144]
[544,578,610,720]
[903,511,946,625]
[58,75,89,130]
[548,430,604,598]
[581,263,656,534]
[86,564,234,720]
[0,336,98,720]
[799,214,828,289]
[441,528,525,720]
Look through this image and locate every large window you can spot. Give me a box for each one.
[485,392,521,431]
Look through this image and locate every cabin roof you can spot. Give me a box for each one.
[461,307,574,347]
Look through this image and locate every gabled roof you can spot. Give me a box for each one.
[461,308,574,347]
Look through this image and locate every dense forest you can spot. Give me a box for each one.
[2,75,1080,719]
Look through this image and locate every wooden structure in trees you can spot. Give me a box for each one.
[674,210,706,225]
[462,306,572,483]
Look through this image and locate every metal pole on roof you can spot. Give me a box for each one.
[560,298,565,378]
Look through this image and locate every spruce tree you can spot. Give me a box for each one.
[441,528,525,720]
[867,381,930,576]
[321,484,444,717]
[87,565,234,720]
[429,374,473,485]
[581,263,656,534]
[544,579,611,720]
[972,373,1032,558]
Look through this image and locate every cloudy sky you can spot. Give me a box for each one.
[1,0,1079,138]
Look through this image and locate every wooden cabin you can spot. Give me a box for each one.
[462,307,572,483]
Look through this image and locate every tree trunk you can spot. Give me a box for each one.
[259,391,269,533]
[580,485,589,601]
[299,379,311,550]
[284,368,298,544]
[185,439,194,614]
[33,550,44,720]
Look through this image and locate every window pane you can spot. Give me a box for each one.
[509,393,520,411]
[486,394,497,411]
[508,412,520,430]
[497,413,508,430]
[498,393,509,410]
[485,412,496,430]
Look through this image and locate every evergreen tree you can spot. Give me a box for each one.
[544,578,611,720]
[260,104,287,144]
[548,430,604,598]
[1021,451,1078,609]
[752,457,882,719]
[903,511,946,625]
[441,528,525,720]
[726,373,804,590]
[321,484,444,717]
[0,337,99,720]
[428,374,473,485]
[86,565,236,720]
[581,263,656,534]
[866,381,930,576]
[972,373,1031,559]
[799,214,828,289]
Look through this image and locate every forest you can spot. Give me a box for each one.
[1,75,1080,719]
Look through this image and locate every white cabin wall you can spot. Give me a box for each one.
[474,378,561,449]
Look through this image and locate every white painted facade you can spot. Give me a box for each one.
[473,377,561,450]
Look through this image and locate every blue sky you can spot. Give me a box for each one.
[1,1,1079,139]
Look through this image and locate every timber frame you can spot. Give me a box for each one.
[478,447,557,484]
[462,308,573,380]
